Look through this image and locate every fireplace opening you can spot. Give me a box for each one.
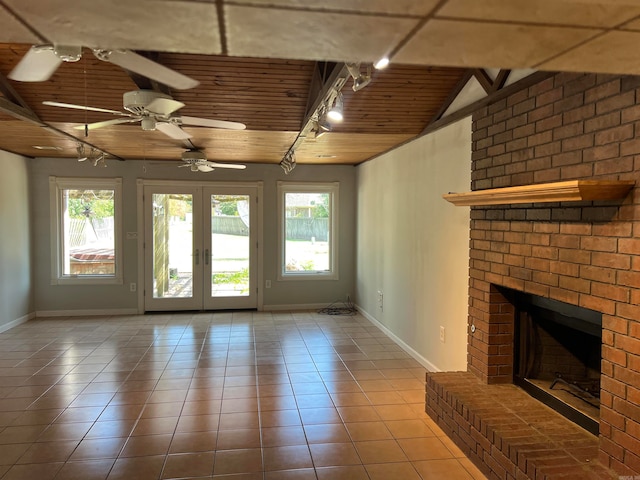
[499,287,602,435]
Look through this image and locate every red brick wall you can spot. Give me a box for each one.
[469,72,640,475]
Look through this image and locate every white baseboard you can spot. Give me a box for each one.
[262,303,328,312]
[0,312,35,333]
[356,305,441,373]
[35,308,139,318]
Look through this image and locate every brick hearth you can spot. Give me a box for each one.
[426,71,640,479]
[426,372,616,480]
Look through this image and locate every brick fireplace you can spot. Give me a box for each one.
[427,72,640,478]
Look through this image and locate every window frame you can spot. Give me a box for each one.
[49,176,123,285]
[277,181,339,281]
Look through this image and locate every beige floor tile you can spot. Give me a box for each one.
[398,436,455,461]
[385,419,436,438]
[120,434,172,457]
[16,440,79,464]
[53,459,115,480]
[162,452,215,478]
[107,455,165,480]
[316,465,369,479]
[354,439,408,464]
[304,423,351,444]
[365,462,423,480]
[309,442,361,467]
[263,445,313,471]
[169,431,217,453]
[261,425,307,447]
[1,462,63,480]
[264,468,316,479]
[345,421,393,441]
[0,313,487,479]
[413,459,475,480]
[216,428,261,449]
[214,448,263,475]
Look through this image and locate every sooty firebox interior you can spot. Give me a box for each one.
[498,286,602,435]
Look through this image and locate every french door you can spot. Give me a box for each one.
[143,182,258,311]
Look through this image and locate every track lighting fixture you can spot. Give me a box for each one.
[327,92,344,122]
[76,144,88,162]
[280,151,296,174]
[374,56,390,70]
[346,63,372,92]
[314,116,332,139]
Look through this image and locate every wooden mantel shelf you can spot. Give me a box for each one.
[443,180,635,206]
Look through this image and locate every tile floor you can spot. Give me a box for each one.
[0,311,486,480]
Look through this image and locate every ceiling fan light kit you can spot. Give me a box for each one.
[43,89,246,140]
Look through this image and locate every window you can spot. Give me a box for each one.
[50,177,123,285]
[277,182,338,280]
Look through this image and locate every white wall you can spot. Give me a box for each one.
[0,151,32,330]
[29,158,356,313]
[356,118,471,371]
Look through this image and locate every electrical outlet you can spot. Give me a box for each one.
[440,326,445,343]
[377,290,383,311]
[265,280,271,288]
[130,283,137,292]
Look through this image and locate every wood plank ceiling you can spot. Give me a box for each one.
[0,43,466,165]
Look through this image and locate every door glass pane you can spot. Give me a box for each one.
[152,193,193,298]
[211,195,250,297]
[62,188,115,276]
[284,192,330,272]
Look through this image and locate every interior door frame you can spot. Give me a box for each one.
[136,179,264,313]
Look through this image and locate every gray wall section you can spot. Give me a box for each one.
[0,151,32,328]
[355,118,472,372]
[29,157,356,312]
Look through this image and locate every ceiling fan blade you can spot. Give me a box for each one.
[8,45,63,82]
[180,115,246,130]
[43,101,127,116]
[73,117,139,130]
[204,161,247,170]
[198,165,214,172]
[156,122,192,139]
[103,50,199,90]
[146,98,185,116]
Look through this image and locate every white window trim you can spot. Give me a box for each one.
[49,176,123,285]
[277,181,339,281]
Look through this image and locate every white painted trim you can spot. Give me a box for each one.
[356,305,442,373]
[0,312,35,333]
[262,303,329,312]
[136,179,145,313]
[35,308,138,317]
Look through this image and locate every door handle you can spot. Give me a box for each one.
[204,249,210,265]
[194,249,200,265]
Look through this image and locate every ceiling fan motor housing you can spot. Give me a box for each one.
[182,150,207,163]
[123,90,171,115]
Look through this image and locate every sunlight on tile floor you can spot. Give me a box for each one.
[0,311,487,479]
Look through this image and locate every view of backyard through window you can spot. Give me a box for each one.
[284,191,331,273]
[151,193,251,299]
[62,188,115,276]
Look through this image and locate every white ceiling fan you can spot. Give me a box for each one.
[9,44,198,90]
[179,149,246,172]
[43,89,246,140]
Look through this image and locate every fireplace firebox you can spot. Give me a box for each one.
[499,286,602,435]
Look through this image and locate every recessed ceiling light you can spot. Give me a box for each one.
[32,145,62,150]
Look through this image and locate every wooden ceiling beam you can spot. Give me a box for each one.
[0,97,43,126]
[473,69,493,94]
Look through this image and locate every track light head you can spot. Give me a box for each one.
[327,92,343,122]
[374,56,390,70]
